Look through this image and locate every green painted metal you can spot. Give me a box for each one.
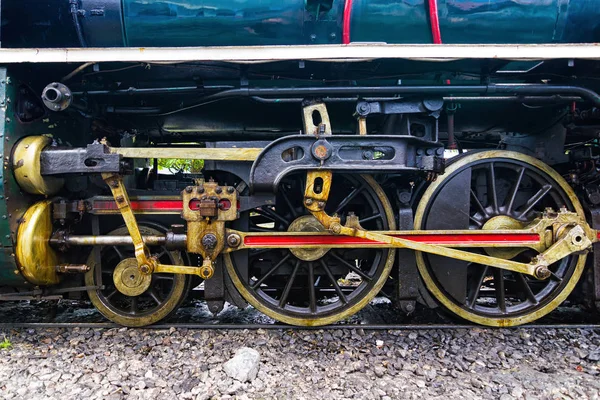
[3,0,600,47]
[350,0,600,44]
[122,0,309,47]
[0,68,22,287]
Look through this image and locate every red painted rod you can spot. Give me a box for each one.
[244,233,540,247]
[428,0,443,44]
[343,0,354,44]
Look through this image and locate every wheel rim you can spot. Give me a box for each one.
[85,225,189,327]
[225,174,396,326]
[415,150,587,326]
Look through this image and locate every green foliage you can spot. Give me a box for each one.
[0,336,12,350]
[156,158,204,173]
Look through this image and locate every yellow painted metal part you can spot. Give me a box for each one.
[224,174,397,326]
[113,258,152,297]
[15,200,60,285]
[482,216,527,259]
[102,173,156,274]
[414,150,588,327]
[287,215,330,261]
[85,226,189,327]
[111,146,262,161]
[12,136,64,195]
[301,103,332,136]
[303,167,593,280]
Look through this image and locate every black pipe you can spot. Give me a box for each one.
[251,95,583,104]
[69,0,87,48]
[101,84,599,115]
[73,85,235,96]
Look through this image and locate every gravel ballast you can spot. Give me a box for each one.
[0,327,599,399]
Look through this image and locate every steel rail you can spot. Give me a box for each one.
[0,322,598,330]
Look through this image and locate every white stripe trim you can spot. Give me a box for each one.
[0,43,599,64]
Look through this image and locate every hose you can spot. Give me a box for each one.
[69,0,87,48]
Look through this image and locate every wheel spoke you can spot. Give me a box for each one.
[278,260,301,308]
[307,263,317,313]
[249,249,273,258]
[105,288,118,300]
[549,271,563,282]
[359,213,381,224]
[467,264,488,308]
[505,167,525,212]
[154,274,174,281]
[517,184,552,218]
[487,163,499,213]
[153,250,167,260]
[251,253,292,289]
[250,224,277,233]
[280,187,299,218]
[320,259,348,304]
[257,206,290,227]
[112,246,125,260]
[129,296,138,314]
[515,272,538,304]
[470,189,488,217]
[148,289,162,306]
[467,213,484,228]
[334,186,364,214]
[493,269,506,313]
[329,252,372,281]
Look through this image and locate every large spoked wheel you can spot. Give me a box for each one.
[415,150,587,326]
[85,225,190,327]
[225,174,396,326]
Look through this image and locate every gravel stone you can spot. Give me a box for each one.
[1,326,599,399]
[223,347,260,382]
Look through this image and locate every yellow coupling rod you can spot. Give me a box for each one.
[302,170,594,280]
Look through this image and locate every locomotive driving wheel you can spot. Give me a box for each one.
[414,150,587,326]
[225,174,396,326]
[85,225,190,327]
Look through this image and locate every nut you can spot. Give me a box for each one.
[201,233,218,251]
[140,264,151,274]
[534,266,551,280]
[330,223,342,234]
[305,198,314,206]
[227,233,241,248]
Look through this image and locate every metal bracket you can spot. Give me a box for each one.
[249,134,444,193]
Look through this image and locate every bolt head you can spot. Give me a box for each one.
[227,233,241,247]
[185,186,193,193]
[215,187,223,194]
[330,223,342,234]
[201,233,218,250]
[140,264,150,274]
[305,198,313,205]
[317,201,326,208]
[227,187,235,194]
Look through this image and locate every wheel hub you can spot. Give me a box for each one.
[113,258,152,297]
[287,215,331,261]
[482,215,527,259]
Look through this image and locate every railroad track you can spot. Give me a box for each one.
[1,322,600,330]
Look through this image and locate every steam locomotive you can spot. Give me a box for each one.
[1,0,600,327]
